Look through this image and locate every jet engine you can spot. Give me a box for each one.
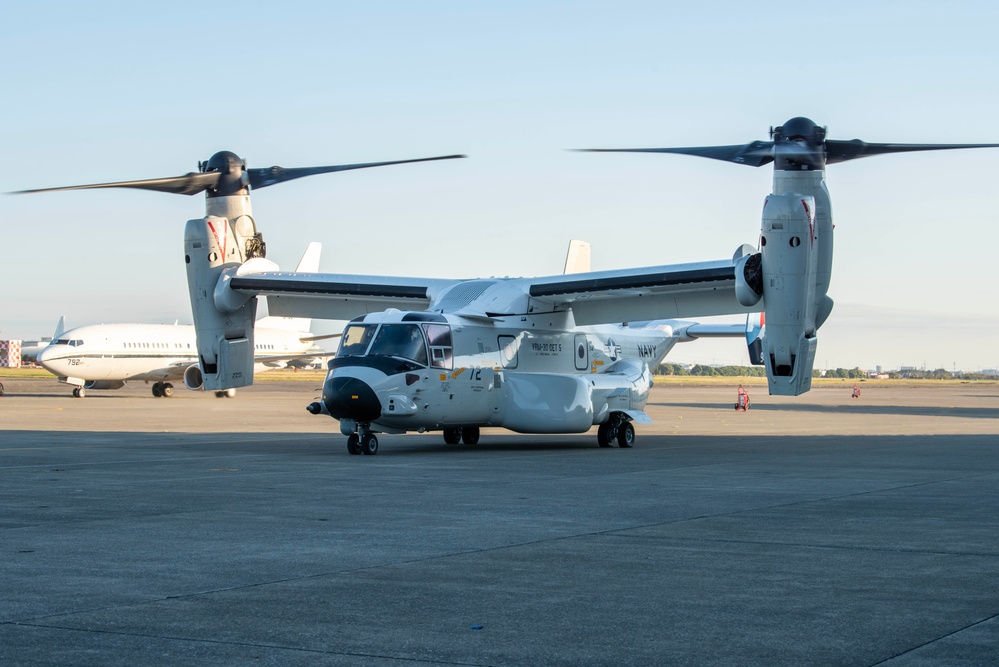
[183,364,204,390]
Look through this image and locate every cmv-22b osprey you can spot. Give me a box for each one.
[20,118,999,454]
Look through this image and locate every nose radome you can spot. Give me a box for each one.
[323,376,382,422]
[36,345,59,368]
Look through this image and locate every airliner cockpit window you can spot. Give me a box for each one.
[338,324,377,356]
[368,324,429,366]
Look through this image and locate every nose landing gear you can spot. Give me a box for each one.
[346,423,378,455]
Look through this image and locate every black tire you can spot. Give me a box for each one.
[162,383,174,398]
[0,382,5,396]
[462,427,480,445]
[152,383,163,398]
[597,423,614,447]
[346,434,361,455]
[361,433,379,455]
[617,421,635,448]
[443,428,462,445]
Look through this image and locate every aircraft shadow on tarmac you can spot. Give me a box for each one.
[657,401,999,420]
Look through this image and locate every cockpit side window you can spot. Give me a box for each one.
[368,324,429,366]
[423,324,453,369]
[338,324,377,357]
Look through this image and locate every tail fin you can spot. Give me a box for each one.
[563,240,591,274]
[295,241,322,273]
[260,242,322,333]
[53,315,66,339]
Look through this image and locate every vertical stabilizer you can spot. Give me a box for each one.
[563,240,591,275]
[259,242,322,333]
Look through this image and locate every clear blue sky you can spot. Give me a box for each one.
[2,1,998,371]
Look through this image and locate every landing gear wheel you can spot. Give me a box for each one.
[162,383,174,398]
[0,382,5,396]
[443,427,462,445]
[597,423,615,447]
[215,391,226,398]
[152,382,163,398]
[346,434,361,455]
[617,421,635,448]
[72,387,85,398]
[361,433,379,455]
[462,427,480,445]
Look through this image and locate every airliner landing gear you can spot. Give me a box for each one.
[214,389,236,398]
[152,382,175,398]
[72,387,86,398]
[597,414,635,448]
[443,427,481,445]
[347,424,378,455]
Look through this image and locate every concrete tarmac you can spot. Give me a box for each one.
[1,378,998,666]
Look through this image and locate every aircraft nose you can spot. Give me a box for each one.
[36,345,60,371]
[323,375,382,422]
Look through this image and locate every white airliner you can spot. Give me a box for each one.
[36,243,331,398]
[36,315,327,398]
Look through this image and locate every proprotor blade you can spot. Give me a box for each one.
[578,141,774,167]
[247,154,467,190]
[825,140,999,164]
[14,171,221,196]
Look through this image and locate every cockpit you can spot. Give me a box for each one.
[53,338,84,347]
[337,320,453,369]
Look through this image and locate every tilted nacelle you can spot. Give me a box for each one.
[758,193,818,395]
[184,210,259,391]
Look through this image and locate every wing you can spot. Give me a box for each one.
[227,258,754,325]
[525,258,753,326]
[229,271,461,320]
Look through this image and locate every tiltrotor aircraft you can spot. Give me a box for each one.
[20,118,998,454]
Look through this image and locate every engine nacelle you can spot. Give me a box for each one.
[734,251,763,307]
[759,193,818,396]
[184,213,256,391]
[183,364,204,390]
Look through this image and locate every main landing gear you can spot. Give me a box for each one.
[597,414,635,448]
[443,427,480,445]
[72,386,86,398]
[346,423,379,456]
[151,382,175,398]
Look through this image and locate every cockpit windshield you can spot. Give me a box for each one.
[368,324,428,366]
[54,339,83,347]
[337,323,430,366]
[338,324,378,357]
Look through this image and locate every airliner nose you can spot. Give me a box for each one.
[36,345,60,371]
[323,376,382,421]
